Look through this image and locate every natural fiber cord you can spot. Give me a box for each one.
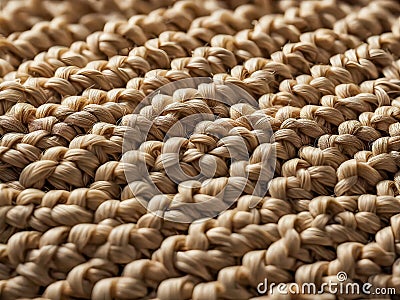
[0,0,400,299]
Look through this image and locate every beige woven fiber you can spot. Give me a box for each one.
[1,0,400,299]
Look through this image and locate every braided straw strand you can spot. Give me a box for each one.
[0,0,400,300]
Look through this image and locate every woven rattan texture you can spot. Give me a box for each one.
[0,0,400,299]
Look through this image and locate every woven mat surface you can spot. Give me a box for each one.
[1,0,400,299]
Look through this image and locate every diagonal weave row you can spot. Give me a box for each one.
[0,0,400,299]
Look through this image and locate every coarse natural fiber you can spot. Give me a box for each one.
[0,0,400,299]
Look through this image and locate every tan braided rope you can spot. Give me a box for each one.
[0,0,400,299]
